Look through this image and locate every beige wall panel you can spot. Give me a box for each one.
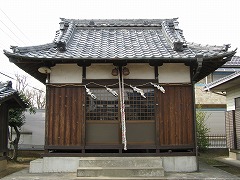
[158,63,190,83]
[50,64,82,83]
[86,64,118,79]
[226,86,240,111]
[125,64,154,79]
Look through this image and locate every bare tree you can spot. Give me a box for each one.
[14,74,46,108]
[8,74,45,160]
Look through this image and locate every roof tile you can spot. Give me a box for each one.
[4,18,234,60]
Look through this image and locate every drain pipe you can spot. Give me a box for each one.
[192,55,203,82]
[192,55,203,171]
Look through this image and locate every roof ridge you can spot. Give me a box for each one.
[6,43,56,53]
[161,21,185,52]
[187,42,231,52]
[60,18,179,27]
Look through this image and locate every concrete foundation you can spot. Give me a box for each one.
[162,156,197,172]
[0,158,7,172]
[29,156,197,173]
[30,157,79,173]
[229,151,240,160]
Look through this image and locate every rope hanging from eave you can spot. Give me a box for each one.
[118,66,127,150]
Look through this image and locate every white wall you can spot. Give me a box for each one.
[86,63,154,79]
[50,64,82,83]
[11,109,45,150]
[124,64,154,79]
[86,64,118,79]
[158,63,190,83]
[204,110,226,135]
[226,85,240,111]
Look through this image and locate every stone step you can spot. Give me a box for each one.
[75,176,166,179]
[79,157,162,168]
[77,167,164,177]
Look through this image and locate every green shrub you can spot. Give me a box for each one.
[196,109,210,152]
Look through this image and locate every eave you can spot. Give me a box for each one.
[5,50,235,84]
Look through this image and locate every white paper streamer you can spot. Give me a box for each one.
[129,85,146,98]
[85,86,97,100]
[105,86,118,97]
[150,82,165,93]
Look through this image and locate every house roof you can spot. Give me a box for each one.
[4,18,236,84]
[222,56,240,67]
[204,71,240,92]
[215,56,240,72]
[0,81,26,108]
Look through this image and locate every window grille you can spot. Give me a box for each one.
[85,88,155,121]
[235,97,240,110]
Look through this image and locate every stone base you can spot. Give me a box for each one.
[229,150,240,160]
[29,157,79,173]
[0,158,7,172]
[162,156,197,172]
[29,156,197,173]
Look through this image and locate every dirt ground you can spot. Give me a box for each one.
[1,149,240,179]
[0,150,42,179]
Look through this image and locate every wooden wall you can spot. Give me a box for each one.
[0,104,8,155]
[46,86,85,147]
[45,85,195,152]
[156,85,194,147]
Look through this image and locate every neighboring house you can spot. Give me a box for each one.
[4,18,235,172]
[204,70,240,155]
[0,81,26,171]
[10,109,45,150]
[195,56,240,136]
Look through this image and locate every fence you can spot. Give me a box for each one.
[206,134,227,148]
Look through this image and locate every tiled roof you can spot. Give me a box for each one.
[0,81,17,101]
[204,71,240,91]
[4,18,235,60]
[222,56,240,67]
[3,18,236,84]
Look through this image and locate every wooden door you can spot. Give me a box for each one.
[85,88,156,147]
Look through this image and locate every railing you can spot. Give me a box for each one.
[207,134,227,148]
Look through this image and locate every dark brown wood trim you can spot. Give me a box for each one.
[232,110,237,149]
[83,79,158,87]
[155,89,160,148]
[196,104,226,109]
[41,152,196,157]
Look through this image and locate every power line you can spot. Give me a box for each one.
[0,71,45,92]
[0,26,20,45]
[0,18,26,45]
[0,8,34,44]
[0,71,15,80]
[0,44,5,50]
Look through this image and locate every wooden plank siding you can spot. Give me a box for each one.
[46,86,85,147]
[156,85,194,147]
[0,104,8,155]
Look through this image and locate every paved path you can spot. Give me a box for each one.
[1,161,240,180]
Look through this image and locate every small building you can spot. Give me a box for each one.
[204,70,240,155]
[4,18,236,172]
[0,81,26,171]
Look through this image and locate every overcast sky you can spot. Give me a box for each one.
[1,0,240,89]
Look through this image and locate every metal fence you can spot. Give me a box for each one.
[206,134,227,148]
